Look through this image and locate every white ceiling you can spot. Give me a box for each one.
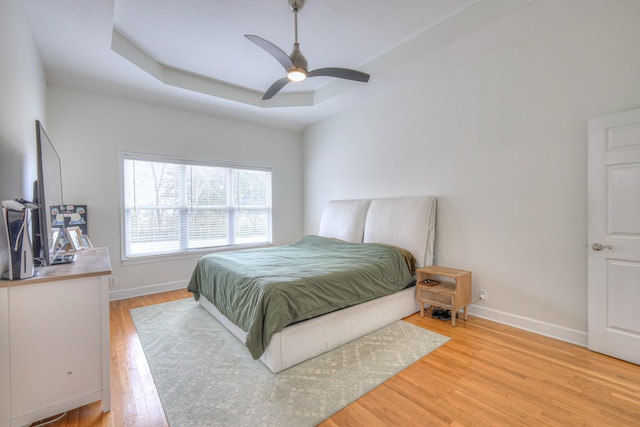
[19,0,617,132]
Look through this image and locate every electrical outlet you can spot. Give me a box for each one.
[108,276,118,287]
[479,289,487,301]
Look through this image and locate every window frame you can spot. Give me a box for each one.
[119,151,273,265]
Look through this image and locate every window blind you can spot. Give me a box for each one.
[122,154,272,258]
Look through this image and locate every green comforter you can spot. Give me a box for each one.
[187,235,414,359]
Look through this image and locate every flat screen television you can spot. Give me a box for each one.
[33,120,65,266]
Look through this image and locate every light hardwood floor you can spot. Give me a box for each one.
[36,290,639,426]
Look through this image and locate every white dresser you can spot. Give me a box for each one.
[0,248,111,427]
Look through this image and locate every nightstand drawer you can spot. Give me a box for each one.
[416,287,453,306]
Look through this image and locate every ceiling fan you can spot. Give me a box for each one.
[245,0,370,100]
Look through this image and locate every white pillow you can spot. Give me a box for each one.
[318,199,371,243]
[363,196,436,268]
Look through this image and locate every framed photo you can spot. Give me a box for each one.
[65,226,83,251]
[49,228,61,253]
[79,234,93,250]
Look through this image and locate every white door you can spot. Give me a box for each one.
[588,107,640,365]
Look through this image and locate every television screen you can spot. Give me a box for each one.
[34,120,64,266]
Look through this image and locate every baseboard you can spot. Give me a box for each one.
[467,304,588,347]
[112,282,588,347]
[109,279,188,301]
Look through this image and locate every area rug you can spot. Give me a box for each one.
[131,298,449,427]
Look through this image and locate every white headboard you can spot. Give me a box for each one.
[318,199,371,243]
[318,196,436,268]
[363,196,436,268]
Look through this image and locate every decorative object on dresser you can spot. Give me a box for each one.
[2,199,38,280]
[52,204,91,254]
[50,204,88,235]
[79,234,93,249]
[0,248,112,427]
[64,226,83,251]
[415,266,472,326]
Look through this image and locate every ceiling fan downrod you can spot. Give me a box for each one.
[287,0,307,81]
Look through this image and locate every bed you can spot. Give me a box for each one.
[187,196,436,373]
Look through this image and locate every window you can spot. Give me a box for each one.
[122,153,272,259]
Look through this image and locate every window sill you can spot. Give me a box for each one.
[120,242,275,266]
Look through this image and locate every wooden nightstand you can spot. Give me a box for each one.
[415,266,472,326]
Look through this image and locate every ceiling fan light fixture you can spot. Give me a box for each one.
[287,67,307,82]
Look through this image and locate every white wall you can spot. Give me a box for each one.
[47,86,303,298]
[0,0,46,422]
[303,1,640,342]
[0,0,47,271]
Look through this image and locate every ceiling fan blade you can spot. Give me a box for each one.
[245,35,293,71]
[263,77,291,100]
[307,67,370,83]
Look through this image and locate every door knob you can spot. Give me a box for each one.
[592,243,613,251]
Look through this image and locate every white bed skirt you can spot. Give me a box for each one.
[197,286,420,373]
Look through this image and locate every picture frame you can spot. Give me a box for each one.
[79,234,93,250]
[65,226,83,251]
[48,228,61,253]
